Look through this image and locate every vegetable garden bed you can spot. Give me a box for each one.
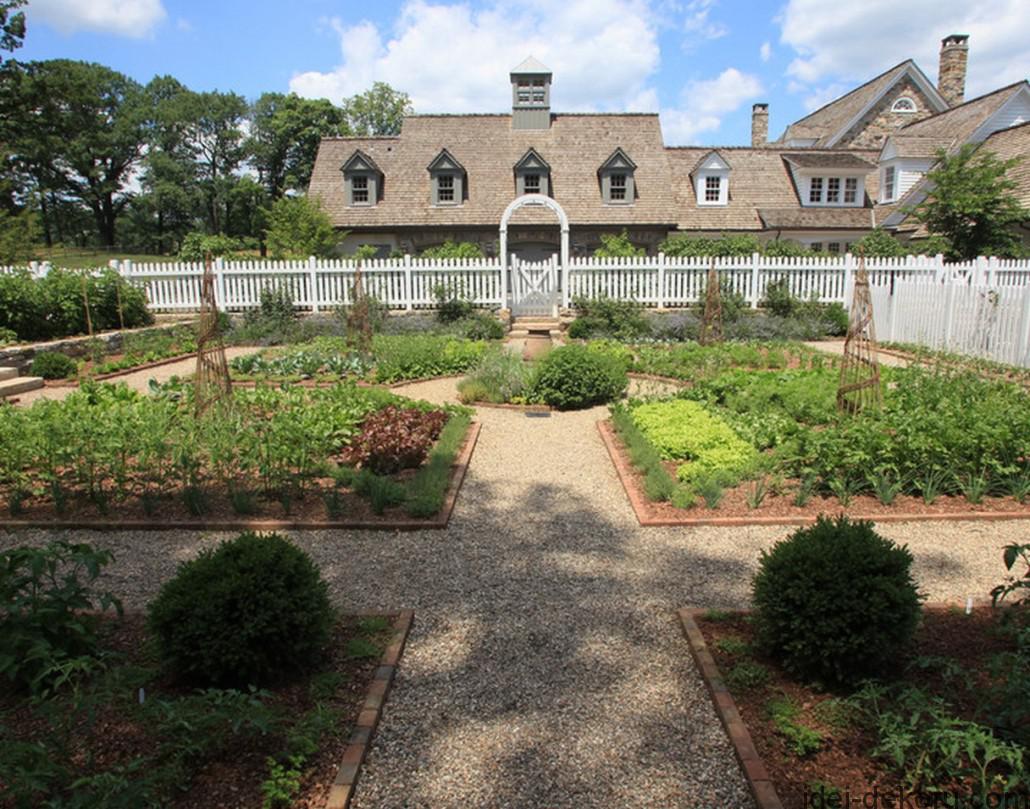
[681,605,1029,809]
[0,610,412,809]
[0,381,479,529]
[601,363,1030,525]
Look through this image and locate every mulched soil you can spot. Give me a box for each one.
[606,422,1030,521]
[0,613,392,809]
[697,609,1020,809]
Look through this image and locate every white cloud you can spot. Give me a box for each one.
[779,0,1030,105]
[661,67,763,143]
[291,0,660,114]
[28,0,166,38]
[760,41,771,62]
[683,0,728,41]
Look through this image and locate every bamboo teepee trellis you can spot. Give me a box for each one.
[836,256,881,413]
[193,254,232,416]
[699,263,723,345]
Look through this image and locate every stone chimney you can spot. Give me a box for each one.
[751,103,769,147]
[938,34,969,107]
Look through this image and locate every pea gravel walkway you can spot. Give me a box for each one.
[2,375,1024,808]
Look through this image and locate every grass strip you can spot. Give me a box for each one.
[403,413,472,517]
[610,404,678,502]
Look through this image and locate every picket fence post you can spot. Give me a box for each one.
[942,280,957,350]
[308,256,319,313]
[843,253,855,308]
[656,252,666,309]
[887,281,899,342]
[215,257,226,310]
[988,256,999,287]
[1017,285,1030,366]
[403,254,413,311]
[749,252,761,308]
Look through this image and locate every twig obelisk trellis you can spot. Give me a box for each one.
[194,253,232,415]
[699,262,723,345]
[836,255,881,413]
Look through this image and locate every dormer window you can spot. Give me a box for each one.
[341,150,382,208]
[809,177,823,204]
[844,178,858,203]
[514,148,551,196]
[427,149,466,207]
[693,151,730,206]
[599,148,636,205]
[891,97,917,113]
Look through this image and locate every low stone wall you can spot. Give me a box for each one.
[0,320,195,373]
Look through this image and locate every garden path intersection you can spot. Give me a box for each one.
[2,375,1024,808]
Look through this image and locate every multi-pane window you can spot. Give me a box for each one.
[523,173,541,194]
[844,177,858,204]
[609,173,627,201]
[826,177,840,203]
[884,166,896,202]
[810,242,823,252]
[531,79,546,103]
[828,242,841,254]
[351,176,369,204]
[809,177,824,204]
[705,175,722,202]
[436,174,455,203]
[517,81,531,104]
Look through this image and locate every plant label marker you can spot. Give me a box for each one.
[965,597,973,615]
[525,411,551,418]
[138,687,145,705]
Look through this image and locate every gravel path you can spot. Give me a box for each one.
[2,374,1024,807]
[804,339,910,367]
[13,347,259,406]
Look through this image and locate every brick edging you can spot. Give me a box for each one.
[677,608,784,809]
[626,371,690,386]
[598,419,1030,527]
[0,422,480,532]
[325,609,415,809]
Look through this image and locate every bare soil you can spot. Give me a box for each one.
[0,613,393,809]
[697,609,1021,809]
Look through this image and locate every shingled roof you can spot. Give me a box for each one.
[308,113,677,229]
[777,61,945,147]
[782,152,876,170]
[759,208,880,230]
[668,147,881,231]
[980,121,1030,208]
[894,81,1030,148]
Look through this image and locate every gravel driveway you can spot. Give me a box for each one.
[2,375,1024,808]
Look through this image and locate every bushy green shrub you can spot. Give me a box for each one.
[30,351,77,379]
[531,344,628,409]
[432,281,475,323]
[148,532,333,687]
[752,516,922,686]
[458,312,504,340]
[570,296,651,341]
[371,334,487,383]
[457,347,534,403]
[630,399,757,486]
[0,326,16,345]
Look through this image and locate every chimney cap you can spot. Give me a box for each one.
[941,34,969,47]
[753,102,769,112]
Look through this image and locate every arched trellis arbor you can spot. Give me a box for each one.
[499,194,570,314]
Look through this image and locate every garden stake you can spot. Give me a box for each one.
[194,253,232,416]
[81,271,94,338]
[837,252,881,413]
[699,262,723,345]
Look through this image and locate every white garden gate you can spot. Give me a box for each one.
[510,255,560,317]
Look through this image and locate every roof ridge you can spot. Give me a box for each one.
[981,117,1030,138]
[789,60,914,127]
[900,79,1030,129]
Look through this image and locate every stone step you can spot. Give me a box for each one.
[0,367,17,382]
[0,375,44,397]
[511,320,561,332]
[508,328,562,339]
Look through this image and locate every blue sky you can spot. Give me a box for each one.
[16,0,1030,146]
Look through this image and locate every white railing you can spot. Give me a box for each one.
[5,253,1030,366]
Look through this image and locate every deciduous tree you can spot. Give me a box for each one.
[340,82,412,136]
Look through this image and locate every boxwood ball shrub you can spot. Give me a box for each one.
[30,351,77,379]
[752,516,922,686]
[531,343,628,409]
[148,532,334,687]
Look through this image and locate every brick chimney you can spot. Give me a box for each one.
[751,103,769,147]
[938,34,969,107]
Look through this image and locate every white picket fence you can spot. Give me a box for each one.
[3,252,1030,366]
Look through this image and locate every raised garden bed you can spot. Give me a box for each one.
[680,605,1028,809]
[601,362,1030,525]
[0,610,413,809]
[0,381,479,529]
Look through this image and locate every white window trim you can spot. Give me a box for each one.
[891,97,917,113]
[881,165,897,204]
[802,174,866,207]
[696,171,729,206]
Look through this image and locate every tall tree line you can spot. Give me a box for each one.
[0,13,412,256]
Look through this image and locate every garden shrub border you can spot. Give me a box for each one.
[0,421,480,531]
[597,420,1030,526]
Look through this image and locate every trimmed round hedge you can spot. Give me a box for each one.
[530,343,628,410]
[148,532,334,687]
[30,351,77,379]
[751,516,922,687]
